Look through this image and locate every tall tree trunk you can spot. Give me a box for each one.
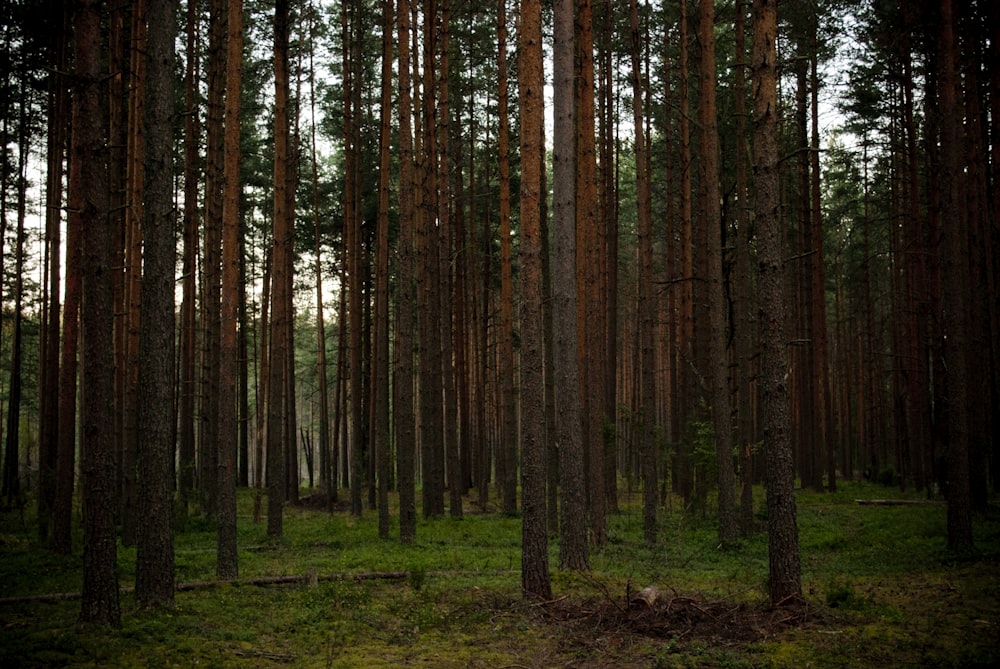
[38,3,69,542]
[699,0,738,545]
[120,0,147,547]
[54,69,81,550]
[76,0,121,626]
[216,0,242,580]
[597,0,618,513]
[418,0,445,517]
[809,43,834,493]
[178,0,200,520]
[136,0,178,606]
[306,1,331,503]
[554,0,588,571]
[497,0,518,518]
[676,0,694,504]
[733,0,756,535]
[255,248,272,494]
[373,0,393,539]
[752,0,802,606]
[268,0,292,538]
[936,0,973,551]
[436,0,462,520]
[343,0,366,518]
[2,95,28,507]
[577,0,606,548]
[630,0,657,546]
[518,0,551,600]
[238,234,250,488]
[395,0,417,543]
[792,57,814,490]
[202,0,226,520]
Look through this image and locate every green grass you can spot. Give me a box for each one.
[1,481,998,667]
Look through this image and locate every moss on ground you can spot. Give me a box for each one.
[1,482,997,667]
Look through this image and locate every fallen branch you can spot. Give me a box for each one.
[854,499,944,506]
[0,569,515,605]
[629,585,663,609]
[233,649,296,663]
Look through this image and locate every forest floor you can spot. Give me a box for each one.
[1,481,998,668]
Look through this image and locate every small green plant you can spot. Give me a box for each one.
[825,579,860,609]
[408,564,426,591]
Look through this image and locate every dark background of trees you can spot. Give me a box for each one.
[0,0,995,623]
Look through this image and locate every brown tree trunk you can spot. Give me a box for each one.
[630,0,657,546]
[554,0,588,571]
[136,0,178,606]
[597,0,618,513]
[437,0,462,520]
[342,0,366,518]
[936,0,973,551]
[395,0,417,543]
[752,0,802,605]
[54,82,81,551]
[75,0,120,626]
[216,0,242,580]
[497,0,518,518]
[676,0,694,504]
[268,0,292,538]
[699,0,738,544]
[178,0,200,520]
[38,6,69,543]
[577,0,606,548]
[733,0,756,535]
[2,94,28,507]
[305,3,331,503]
[120,0,147,547]
[518,0,551,600]
[202,0,226,519]
[809,42,834,493]
[374,0,393,539]
[255,248,271,494]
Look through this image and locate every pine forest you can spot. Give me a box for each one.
[0,0,997,666]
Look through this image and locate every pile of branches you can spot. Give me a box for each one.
[540,584,826,650]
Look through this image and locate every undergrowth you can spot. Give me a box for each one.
[1,481,997,667]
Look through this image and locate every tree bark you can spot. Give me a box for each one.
[202,0,226,520]
[342,0,366,518]
[554,0,588,571]
[395,0,417,544]
[374,0,393,539]
[136,0,178,606]
[577,0,606,548]
[38,2,69,543]
[216,0,242,580]
[437,0,462,520]
[2,93,28,507]
[307,1,331,505]
[76,0,121,626]
[497,0,518,519]
[936,0,974,551]
[268,0,292,538]
[597,0,618,513]
[518,0,551,601]
[733,0,756,536]
[178,0,200,521]
[630,0,657,546]
[699,0,738,545]
[752,0,802,605]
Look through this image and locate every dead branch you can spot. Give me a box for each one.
[1,569,516,605]
[855,499,944,506]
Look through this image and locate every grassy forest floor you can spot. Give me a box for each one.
[1,481,998,668]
